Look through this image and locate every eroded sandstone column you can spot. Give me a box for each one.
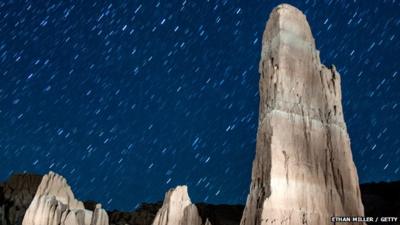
[240,4,365,225]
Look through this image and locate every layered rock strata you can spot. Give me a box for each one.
[240,4,365,225]
[21,171,108,225]
[152,185,210,225]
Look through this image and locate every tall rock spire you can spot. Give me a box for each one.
[240,4,365,225]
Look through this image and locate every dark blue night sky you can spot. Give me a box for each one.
[0,0,399,211]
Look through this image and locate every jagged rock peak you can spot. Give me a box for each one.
[22,171,108,225]
[152,185,211,225]
[35,171,84,209]
[162,185,191,209]
[240,4,365,225]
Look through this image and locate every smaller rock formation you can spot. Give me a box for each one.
[33,171,84,209]
[152,185,211,225]
[21,171,108,225]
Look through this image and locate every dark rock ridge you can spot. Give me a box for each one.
[0,173,399,225]
[195,204,244,225]
[108,203,161,225]
[0,173,42,225]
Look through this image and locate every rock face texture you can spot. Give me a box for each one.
[21,171,108,225]
[240,4,365,225]
[152,186,210,225]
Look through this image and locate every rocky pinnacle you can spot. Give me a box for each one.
[22,171,109,225]
[240,4,365,225]
[152,185,211,225]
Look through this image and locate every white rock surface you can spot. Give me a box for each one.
[181,204,202,225]
[22,171,108,225]
[240,4,365,225]
[152,185,210,225]
[34,171,84,210]
[90,204,109,225]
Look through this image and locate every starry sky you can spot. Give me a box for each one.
[0,0,399,211]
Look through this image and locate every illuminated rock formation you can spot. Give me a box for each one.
[152,185,210,225]
[22,171,108,225]
[240,4,365,225]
